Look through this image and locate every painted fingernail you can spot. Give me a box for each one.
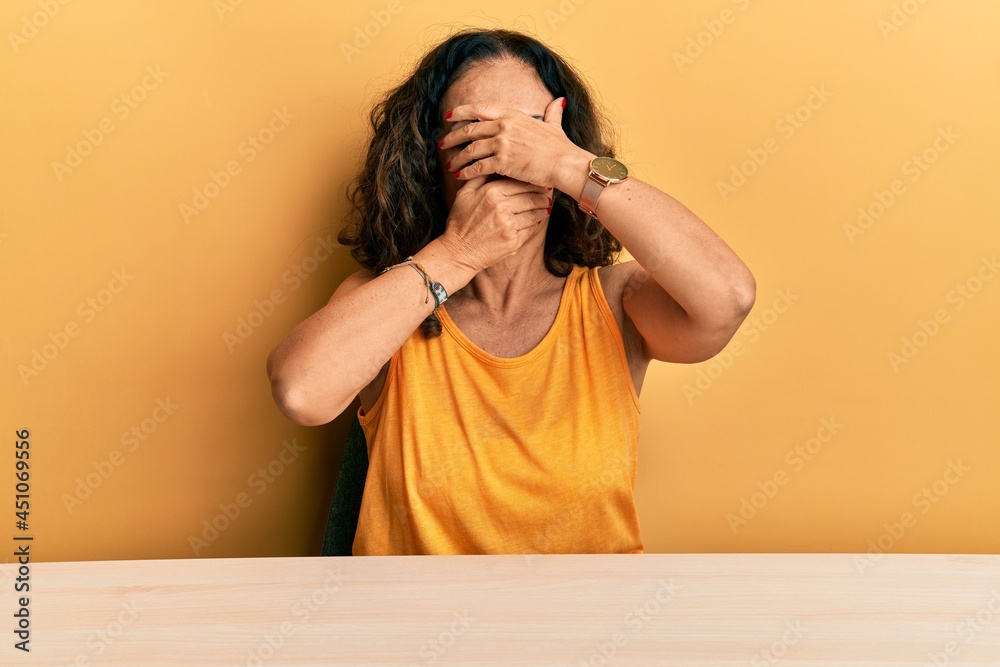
[437,139,444,147]
[444,110,453,119]
[560,98,566,109]
[445,160,451,170]
[547,187,552,191]
[454,170,461,178]
[546,206,551,214]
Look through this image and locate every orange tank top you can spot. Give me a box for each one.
[352,264,643,555]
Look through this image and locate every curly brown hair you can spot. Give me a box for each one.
[337,28,624,338]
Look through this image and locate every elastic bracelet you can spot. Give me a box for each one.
[406,263,431,305]
[380,256,449,309]
[411,260,449,309]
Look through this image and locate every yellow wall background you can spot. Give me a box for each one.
[2,0,997,563]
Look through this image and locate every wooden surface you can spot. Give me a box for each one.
[2,553,999,665]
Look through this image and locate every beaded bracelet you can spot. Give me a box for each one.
[380,256,449,309]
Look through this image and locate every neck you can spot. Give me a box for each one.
[454,243,561,316]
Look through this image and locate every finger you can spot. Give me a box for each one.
[514,207,550,233]
[457,173,489,191]
[488,177,551,196]
[543,96,565,127]
[439,119,499,151]
[510,191,553,215]
[448,137,496,173]
[443,102,500,124]
[455,155,498,181]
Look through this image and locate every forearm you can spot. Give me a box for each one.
[267,237,477,425]
[554,149,756,324]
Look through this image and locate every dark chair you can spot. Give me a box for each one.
[321,414,369,556]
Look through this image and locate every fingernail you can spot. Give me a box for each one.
[444,110,453,119]
[445,160,451,170]
[560,98,566,109]
[437,139,444,148]
[546,206,551,214]
[547,187,552,191]
[454,170,461,178]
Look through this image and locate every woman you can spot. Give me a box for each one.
[266,29,755,555]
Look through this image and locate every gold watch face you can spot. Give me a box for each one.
[591,157,628,182]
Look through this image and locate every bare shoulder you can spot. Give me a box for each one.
[329,268,390,416]
[596,262,642,330]
[596,262,649,396]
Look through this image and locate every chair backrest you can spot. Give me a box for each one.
[321,413,369,556]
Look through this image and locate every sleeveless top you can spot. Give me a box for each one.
[352,264,643,555]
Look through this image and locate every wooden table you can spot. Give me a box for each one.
[2,553,999,665]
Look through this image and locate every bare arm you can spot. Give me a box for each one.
[554,149,756,363]
[267,173,549,426]
[441,97,756,364]
[266,237,477,426]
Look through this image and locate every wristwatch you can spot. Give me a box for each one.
[577,156,629,219]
